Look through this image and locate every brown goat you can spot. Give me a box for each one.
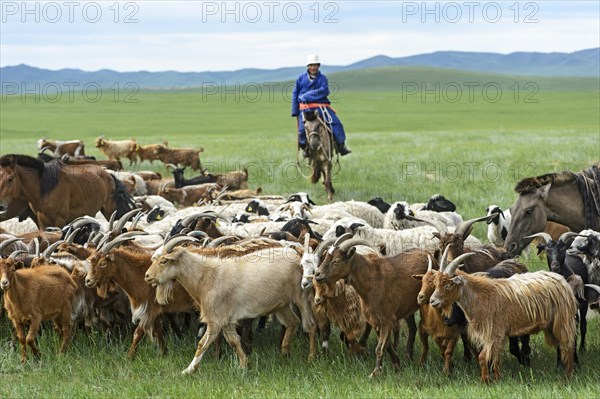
[154,145,203,171]
[135,143,167,164]
[0,258,78,362]
[430,256,577,383]
[313,278,367,355]
[37,138,85,157]
[85,237,197,358]
[215,168,249,190]
[159,183,222,207]
[314,234,428,377]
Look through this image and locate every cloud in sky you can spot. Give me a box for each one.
[1,1,598,71]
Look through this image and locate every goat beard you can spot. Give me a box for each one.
[155,280,174,305]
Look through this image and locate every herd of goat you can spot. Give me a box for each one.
[1,141,600,383]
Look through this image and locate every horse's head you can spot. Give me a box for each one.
[505,184,550,256]
[303,110,327,151]
[0,159,22,216]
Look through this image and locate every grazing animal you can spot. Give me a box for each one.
[315,234,428,377]
[0,258,78,362]
[0,154,135,229]
[505,163,600,256]
[95,136,138,164]
[167,165,217,189]
[37,138,85,157]
[429,256,577,383]
[145,241,316,374]
[135,143,168,164]
[568,229,600,285]
[301,109,335,201]
[153,145,203,171]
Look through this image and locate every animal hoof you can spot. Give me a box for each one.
[182,367,195,375]
[369,369,382,379]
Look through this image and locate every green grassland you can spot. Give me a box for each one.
[0,67,599,397]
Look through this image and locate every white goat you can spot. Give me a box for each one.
[485,205,511,247]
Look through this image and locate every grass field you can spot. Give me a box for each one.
[1,67,600,397]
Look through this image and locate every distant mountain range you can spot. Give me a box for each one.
[1,49,598,92]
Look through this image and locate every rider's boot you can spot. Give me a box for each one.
[336,142,351,156]
[300,142,310,158]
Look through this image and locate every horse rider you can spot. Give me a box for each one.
[291,54,351,158]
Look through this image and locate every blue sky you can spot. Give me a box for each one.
[1,1,598,71]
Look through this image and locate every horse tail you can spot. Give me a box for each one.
[110,174,136,218]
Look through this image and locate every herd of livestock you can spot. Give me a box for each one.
[0,138,599,383]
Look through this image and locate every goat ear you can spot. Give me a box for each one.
[432,232,441,240]
[346,247,357,258]
[412,274,424,281]
[15,261,24,269]
[106,254,114,262]
[450,276,464,285]
[536,244,545,255]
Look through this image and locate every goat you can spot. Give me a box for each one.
[568,229,600,285]
[410,194,458,213]
[529,231,589,353]
[95,136,138,164]
[313,278,367,355]
[37,138,85,157]
[429,255,577,383]
[384,201,462,231]
[135,143,167,164]
[167,165,217,189]
[85,235,198,358]
[485,205,511,247]
[314,234,428,377]
[1,258,78,362]
[55,156,123,171]
[159,183,222,207]
[214,168,249,190]
[153,145,203,171]
[144,239,316,374]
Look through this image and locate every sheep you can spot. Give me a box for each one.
[0,258,78,362]
[310,200,385,229]
[529,231,589,353]
[95,136,138,164]
[37,138,85,157]
[153,145,203,171]
[568,229,600,285]
[85,235,198,358]
[384,201,462,231]
[410,194,457,214]
[429,255,578,383]
[322,218,440,255]
[314,234,430,377]
[144,238,317,374]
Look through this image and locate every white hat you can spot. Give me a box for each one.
[306,54,320,66]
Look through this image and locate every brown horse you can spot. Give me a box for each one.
[0,154,134,229]
[505,163,600,256]
[302,110,335,201]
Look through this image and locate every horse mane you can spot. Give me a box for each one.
[514,170,576,194]
[0,154,62,197]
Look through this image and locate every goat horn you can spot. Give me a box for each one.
[334,232,354,247]
[65,228,81,244]
[166,163,178,171]
[454,215,494,239]
[42,240,64,259]
[444,252,477,277]
[87,231,98,244]
[9,250,28,260]
[116,231,148,240]
[339,238,372,254]
[303,233,311,253]
[558,231,579,244]
[96,233,111,251]
[113,208,142,233]
[0,238,20,253]
[207,235,237,248]
[426,255,433,272]
[524,232,553,244]
[34,237,40,258]
[91,232,105,247]
[107,211,117,231]
[101,236,136,255]
[316,238,337,258]
[69,216,100,230]
[187,230,208,239]
[439,244,451,272]
[164,236,198,253]
[181,212,215,227]
[130,211,146,231]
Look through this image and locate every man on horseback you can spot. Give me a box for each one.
[292,54,351,158]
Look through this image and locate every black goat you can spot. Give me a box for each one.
[529,231,588,353]
[168,165,217,188]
